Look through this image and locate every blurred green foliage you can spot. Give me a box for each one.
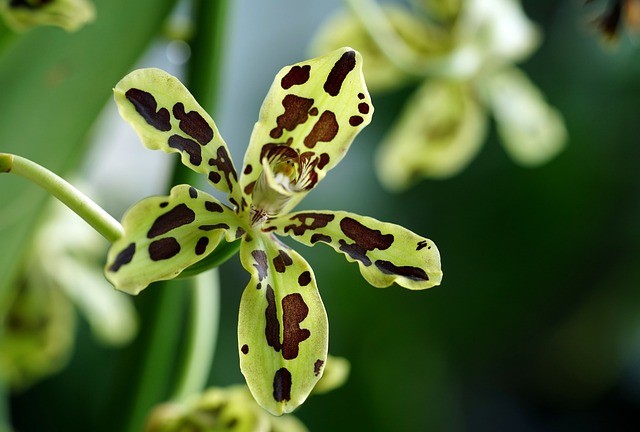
[1,1,640,431]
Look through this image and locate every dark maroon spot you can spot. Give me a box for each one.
[198,223,229,231]
[243,164,253,175]
[147,204,195,238]
[149,237,181,261]
[108,242,136,272]
[273,250,293,273]
[205,201,223,212]
[159,202,169,208]
[314,359,325,376]
[310,233,331,243]
[298,271,311,286]
[270,94,315,139]
[256,282,262,290]
[273,368,292,402]
[358,102,370,114]
[357,92,365,99]
[374,260,429,281]
[282,293,310,360]
[195,237,209,255]
[235,227,246,238]
[208,172,221,183]
[241,344,249,355]
[303,110,338,148]
[208,146,238,190]
[284,213,335,236]
[168,135,202,166]
[265,284,281,351]
[309,107,319,116]
[125,88,171,131]
[189,186,198,198]
[252,250,268,281]
[281,64,311,89]
[317,153,330,170]
[172,102,213,145]
[324,50,356,96]
[338,217,394,266]
[349,116,364,127]
[417,240,428,251]
[10,0,54,9]
[244,181,256,195]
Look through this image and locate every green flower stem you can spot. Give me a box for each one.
[344,0,438,77]
[171,268,221,401]
[0,153,123,243]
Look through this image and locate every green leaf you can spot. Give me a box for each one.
[265,210,442,290]
[105,185,241,295]
[113,68,241,203]
[237,232,328,415]
[239,47,373,218]
[376,79,487,190]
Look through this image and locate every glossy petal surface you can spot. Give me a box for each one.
[240,47,373,217]
[105,185,240,295]
[237,233,328,415]
[114,68,240,202]
[265,210,442,290]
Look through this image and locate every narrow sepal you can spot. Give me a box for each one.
[264,210,442,290]
[237,233,328,415]
[240,47,373,217]
[376,79,487,190]
[105,185,240,295]
[113,68,240,202]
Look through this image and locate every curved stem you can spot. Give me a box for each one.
[171,268,220,401]
[0,153,123,243]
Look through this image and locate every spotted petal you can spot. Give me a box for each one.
[264,211,442,290]
[113,68,240,203]
[105,185,241,295]
[239,47,373,217]
[237,233,328,415]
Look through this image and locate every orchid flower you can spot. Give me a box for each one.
[0,0,95,32]
[104,47,442,415]
[312,0,568,190]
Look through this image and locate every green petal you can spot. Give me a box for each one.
[237,233,328,415]
[483,67,567,166]
[113,68,241,204]
[264,210,442,290]
[0,0,95,32]
[239,47,373,218]
[376,79,487,190]
[105,185,241,295]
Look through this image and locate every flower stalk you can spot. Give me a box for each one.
[0,153,123,243]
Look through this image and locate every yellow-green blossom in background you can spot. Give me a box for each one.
[312,0,567,190]
[0,0,95,32]
[0,193,138,389]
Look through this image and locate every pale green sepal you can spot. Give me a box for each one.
[484,67,567,166]
[113,68,240,203]
[0,0,95,32]
[376,79,487,190]
[105,185,240,295]
[265,210,442,290]
[237,233,328,415]
[240,47,373,217]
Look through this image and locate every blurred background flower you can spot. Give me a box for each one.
[1,1,640,431]
[312,0,568,189]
